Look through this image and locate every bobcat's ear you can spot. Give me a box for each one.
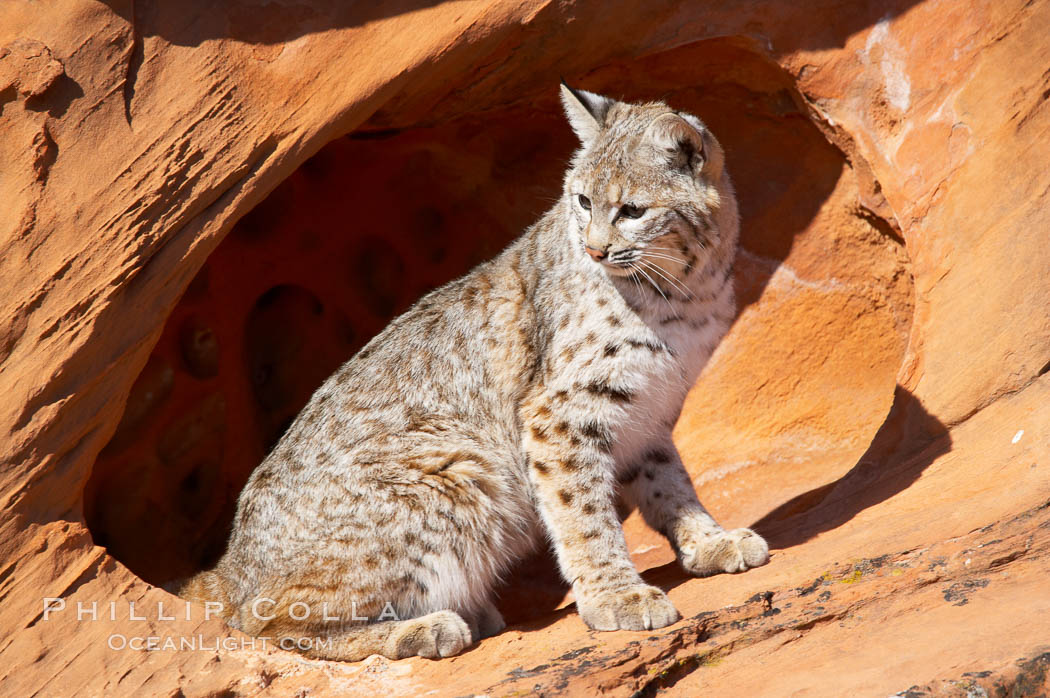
[645,112,710,175]
[560,81,614,145]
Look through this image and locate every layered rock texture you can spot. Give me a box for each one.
[1,1,1048,695]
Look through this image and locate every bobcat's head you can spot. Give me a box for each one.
[560,83,737,285]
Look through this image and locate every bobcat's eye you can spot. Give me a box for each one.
[577,194,591,210]
[619,203,646,219]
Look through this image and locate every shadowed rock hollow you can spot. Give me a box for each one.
[2,1,1049,696]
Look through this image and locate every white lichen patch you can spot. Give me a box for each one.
[863,18,912,113]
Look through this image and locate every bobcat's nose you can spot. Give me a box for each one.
[585,245,608,262]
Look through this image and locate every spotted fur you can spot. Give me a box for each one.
[176,85,769,661]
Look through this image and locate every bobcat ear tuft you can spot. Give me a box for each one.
[560,81,614,145]
[646,113,707,173]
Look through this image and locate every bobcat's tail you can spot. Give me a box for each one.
[164,569,236,621]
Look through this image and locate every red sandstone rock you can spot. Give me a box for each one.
[1,1,1048,696]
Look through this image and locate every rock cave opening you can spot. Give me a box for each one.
[82,38,914,624]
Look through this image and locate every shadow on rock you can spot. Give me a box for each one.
[751,384,951,549]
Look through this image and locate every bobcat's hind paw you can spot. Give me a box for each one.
[577,583,680,631]
[679,527,770,577]
[387,610,473,659]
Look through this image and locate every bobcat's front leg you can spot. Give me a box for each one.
[521,391,679,631]
[624,438,769,577]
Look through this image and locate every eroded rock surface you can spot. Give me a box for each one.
[1,1,1048,696]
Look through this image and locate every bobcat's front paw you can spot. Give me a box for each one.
[465,600,506,642]
[577,584,680,631]
[679,527,770,577]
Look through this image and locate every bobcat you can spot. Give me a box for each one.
[177,83,769,661]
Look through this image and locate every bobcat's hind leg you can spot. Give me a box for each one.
[260,609,473,661]
[235,580,475,661]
